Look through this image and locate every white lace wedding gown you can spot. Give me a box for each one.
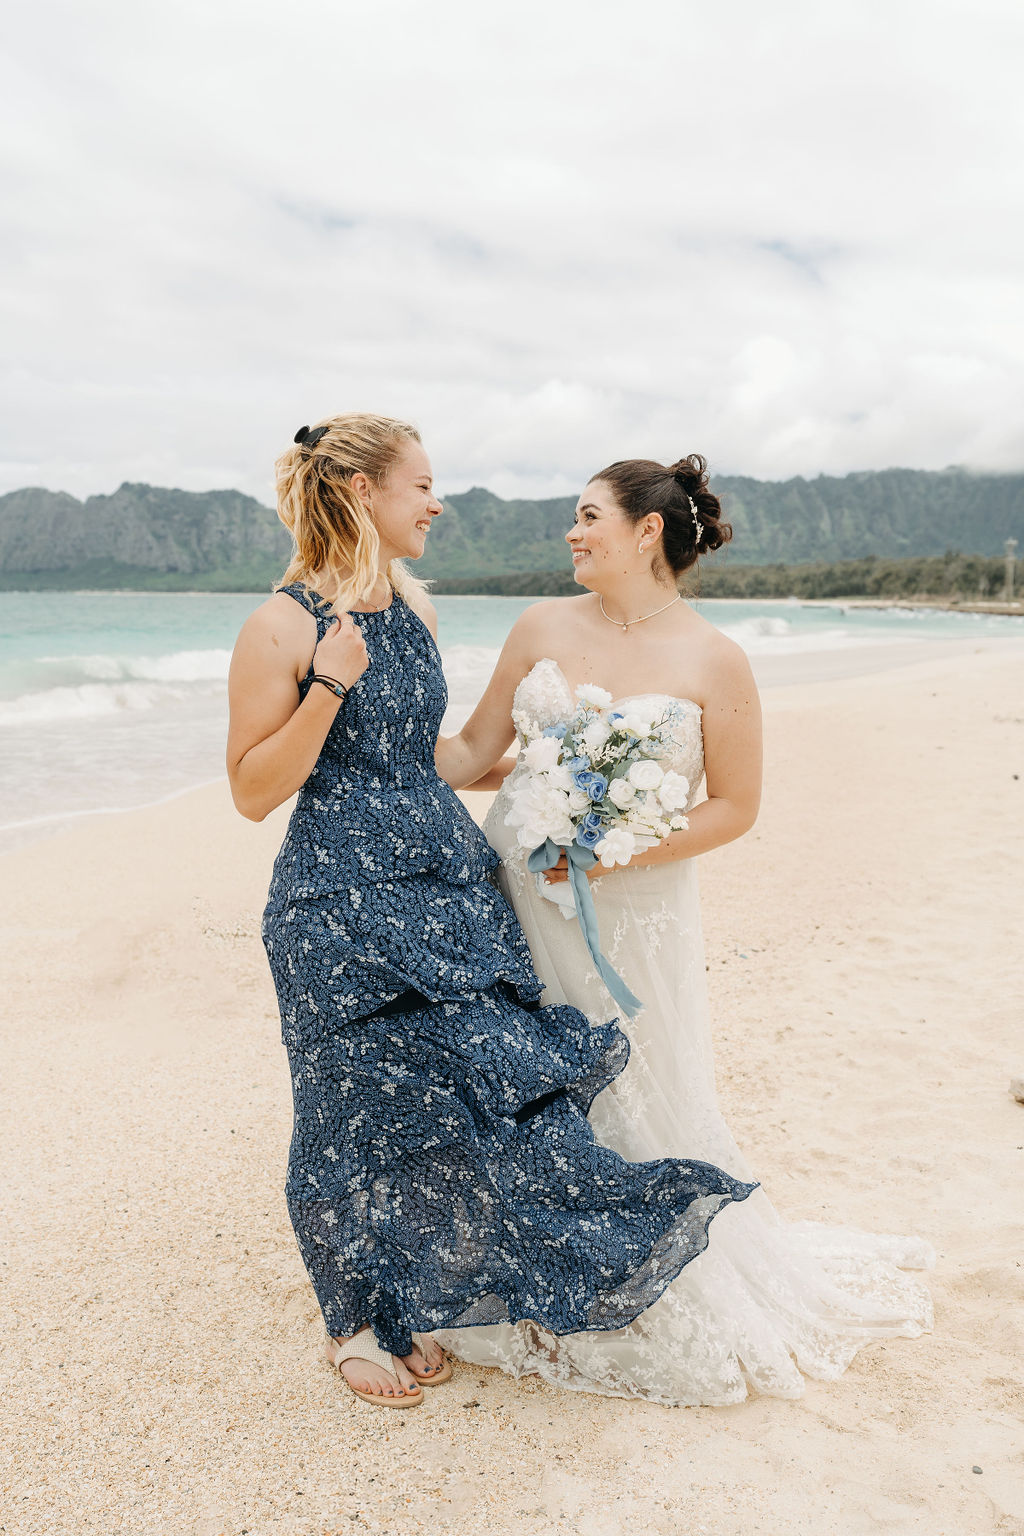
[437,658,934,1406]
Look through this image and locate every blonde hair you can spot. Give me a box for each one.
[274,412,430,609]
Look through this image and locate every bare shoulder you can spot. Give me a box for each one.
[232,591,315,671]
[402,583,438,638]
[509,594,590,641]
[683,608,757,700]
[240,590,311,638]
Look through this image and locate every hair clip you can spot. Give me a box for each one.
[294,424,330,449]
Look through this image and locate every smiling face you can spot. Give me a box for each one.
[367,438,443,563]
[565,478,642,586]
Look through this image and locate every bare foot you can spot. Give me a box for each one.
[325,1332,421,1399]
[401,1334,447,1379]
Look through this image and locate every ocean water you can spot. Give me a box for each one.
[1,590,1020,852]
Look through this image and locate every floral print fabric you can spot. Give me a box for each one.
[262,587,755,1357]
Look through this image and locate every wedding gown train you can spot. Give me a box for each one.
[436,658,933,1406]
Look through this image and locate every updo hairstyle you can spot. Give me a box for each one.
[591,452,731,581]
[275,412,428,609]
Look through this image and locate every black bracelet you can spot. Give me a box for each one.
[312,674,349,700]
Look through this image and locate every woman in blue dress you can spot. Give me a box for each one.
[227,412,755,1409]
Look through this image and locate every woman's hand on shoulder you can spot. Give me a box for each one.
[312,613,370,690]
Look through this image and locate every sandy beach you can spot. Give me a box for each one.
[3,643,1023,1536]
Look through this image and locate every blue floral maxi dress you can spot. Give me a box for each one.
[262,584,756,1358]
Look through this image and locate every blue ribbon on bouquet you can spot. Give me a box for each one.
[526,838,643,1019]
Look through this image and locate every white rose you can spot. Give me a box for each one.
[522,736,562,771]
[595,826,637,867]
[627,759,664,791]
[575,683,613,707]
[546,763,573,792]
[516,795,575,848]
[670,814,689,830]
[617,712,651,737]
[567,788,592,812]
[657,770,691,812]
[581,716,612,754]
[606,776,637,808]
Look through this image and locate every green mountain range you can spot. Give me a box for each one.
[1,467,1021,591]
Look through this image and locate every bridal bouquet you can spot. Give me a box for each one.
[505,684,691,1016]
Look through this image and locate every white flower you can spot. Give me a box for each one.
[567,788,592,812]
[507,775,576,847]
[617,711,652,737]
[670,814,689,830]
[522,736,563,771]
[606,776,637,808]
[595,826,637,867]
[627,759,664,791]
[657,770,691,812]
[581,716,612,754]
[575,683,613,707]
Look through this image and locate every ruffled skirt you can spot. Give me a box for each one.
[265,888,756,1356]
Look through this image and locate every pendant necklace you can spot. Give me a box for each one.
[599,593,682,634]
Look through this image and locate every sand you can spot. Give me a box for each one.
[2,644,1023,1536]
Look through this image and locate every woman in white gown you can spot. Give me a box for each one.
[434,452,933,1407]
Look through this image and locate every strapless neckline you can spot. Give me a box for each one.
[523,657,703,717]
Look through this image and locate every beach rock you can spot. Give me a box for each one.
[1010,1078,1024,1104]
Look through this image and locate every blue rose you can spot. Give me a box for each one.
[543,721,569,738]
[585,773,608,801]
[567,756,591,774]
[576,822,602,849]
[571,768,608,801]
[582,811,603,834]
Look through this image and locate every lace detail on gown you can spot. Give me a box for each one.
[436,658,934,1405]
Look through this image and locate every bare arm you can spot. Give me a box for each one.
[402,586,515,788]
[630,643,762,866]
[226,596,369,822]
[435,607,546,789]
[462,754,519,791]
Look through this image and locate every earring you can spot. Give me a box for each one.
[638,542,645,553]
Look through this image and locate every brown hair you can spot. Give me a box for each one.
[274,412,428,608]
[590,452,731,581]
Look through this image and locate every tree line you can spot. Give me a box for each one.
[429,551,1016,602]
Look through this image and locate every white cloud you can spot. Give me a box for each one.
[2,0,1022,503]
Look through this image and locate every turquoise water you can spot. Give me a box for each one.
[0,590,1020,848]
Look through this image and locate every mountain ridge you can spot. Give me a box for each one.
[1,467,1021,590]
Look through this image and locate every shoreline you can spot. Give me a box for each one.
[794,595,1024,617]
[3,586,1023,617]
[4,634,1022,859]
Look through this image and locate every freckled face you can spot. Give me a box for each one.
[371,439,443,563]
[565,479,635,586]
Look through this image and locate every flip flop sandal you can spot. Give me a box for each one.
[326,1328,425,1409]
[407,1333,453,1386]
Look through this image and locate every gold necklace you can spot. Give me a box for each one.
[599,593,682,634]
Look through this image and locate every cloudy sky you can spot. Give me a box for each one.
[3,0,1022,503]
